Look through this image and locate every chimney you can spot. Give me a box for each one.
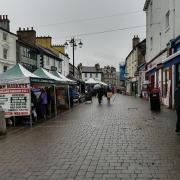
[36,36,52,49]
[17,27,36,45]
[52,44,65,54]
[0,15,10,31]
[132,35,140,49]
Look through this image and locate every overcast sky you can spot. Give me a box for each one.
[0,0,146,70]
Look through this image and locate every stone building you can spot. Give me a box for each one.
[102,66,116,86]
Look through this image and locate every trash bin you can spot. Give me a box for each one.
[150,88,160,111]
[0,110,7,135]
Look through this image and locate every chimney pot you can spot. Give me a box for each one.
[31,27,33,30]
[6,15,8,19]
[0,15,1,20]
[27,27,29,30]
[3,15,5,19]
[23,28,25,30]
[19,27,21,31]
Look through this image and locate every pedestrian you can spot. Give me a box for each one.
[174,82,180,133]
[106,86,113,104]
[97,86,103,104]
[39,88,48,120]
[69,87,74,108]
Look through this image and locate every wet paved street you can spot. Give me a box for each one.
[0,94,180,180]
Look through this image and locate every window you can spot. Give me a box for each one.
[3,66,7,72]
[3,33,7,41]
[58,61,61,68]
[165,10,170,29]
[85,73,87,77]
[46,56,50,65]
[150,37,153,51]
[90,73,92,78]
[150,1,153,26]
[3,48,8,59]
[96,73,98,78]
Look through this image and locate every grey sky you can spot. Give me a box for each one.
[0,0,146,70]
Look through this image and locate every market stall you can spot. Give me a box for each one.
[0,64,41,127]
[33,68,71,114]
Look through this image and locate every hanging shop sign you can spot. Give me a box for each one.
[0,83,30,117]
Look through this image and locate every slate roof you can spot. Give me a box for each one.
[82,66,102,73]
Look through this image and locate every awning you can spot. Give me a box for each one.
[85,78,98,84]
[33,68,67,84]
[146,66,156,76]
[52,71,76,84]
[163,53,180,68]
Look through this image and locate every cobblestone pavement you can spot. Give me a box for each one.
[0,94,180,180]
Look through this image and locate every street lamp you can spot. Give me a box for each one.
[64,37,83,76]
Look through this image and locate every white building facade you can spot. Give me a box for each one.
[82,66,102,82]
[144,0,180,108]
[59,53,69,76]
[0,15,17,73]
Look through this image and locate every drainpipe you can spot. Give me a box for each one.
[173,0,176,39]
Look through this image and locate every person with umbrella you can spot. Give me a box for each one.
[94,84,103,104]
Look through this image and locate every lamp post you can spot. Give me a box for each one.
[64,37,83,76]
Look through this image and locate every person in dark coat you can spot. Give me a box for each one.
[174,83,180,133]
[97,86,103,104]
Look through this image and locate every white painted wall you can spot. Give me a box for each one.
[60,54,69,76]
[82,72,102,82]
[38,54,62,73]
[126,48,138,81]
[145,0,180,62]
[0,29,17,73]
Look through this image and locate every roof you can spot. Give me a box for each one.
[0,64,39,79]
[33,68,65,82]
[37,45,61,60]
[0,27,17,36]
[125,39,146,63]
[52,71,76,84]
[143,0,151,11]
[17,40,39,51]
[82,66,102,73]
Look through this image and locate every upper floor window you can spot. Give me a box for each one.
[3,48,8,59]
[46,57,50,65]
[85,73,87,77]
[150,1,153,26]
[58,61,61,68]
[150,37,153,51]
[165,10,170,29]
[3,33,7,41]
[96,73,98,78]
[90,73,92,78]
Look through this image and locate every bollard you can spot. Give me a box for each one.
[0,110,7,135]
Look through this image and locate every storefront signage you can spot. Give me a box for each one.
[0,83,30,117]
[30,78,54,84]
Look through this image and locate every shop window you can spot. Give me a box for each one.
[176,64,180,84]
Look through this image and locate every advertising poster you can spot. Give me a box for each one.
[0,83,30,117]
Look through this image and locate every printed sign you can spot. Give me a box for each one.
[0,83,30,117]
